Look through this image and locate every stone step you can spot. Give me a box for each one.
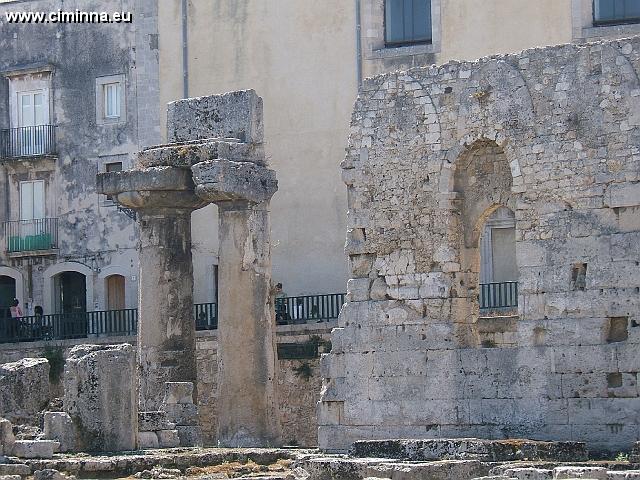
[10,440,59,459]
[554,467,608,480]
[608,472,640,480]
[350,439,589,462]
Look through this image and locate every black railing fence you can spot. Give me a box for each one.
[4,218,58,253]
[0,292,346,344]
[0,125,56,158]
[275,293,345,325]
[479,281,518,311]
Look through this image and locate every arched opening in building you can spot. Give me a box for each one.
[0,275,17,321]
[53,271,87,314]
[105,274,126,310]
[478,206,518,312]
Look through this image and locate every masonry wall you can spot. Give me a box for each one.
[319,36,640,454]
[0,322,332,447]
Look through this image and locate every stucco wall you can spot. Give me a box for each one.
[319,36,640,454]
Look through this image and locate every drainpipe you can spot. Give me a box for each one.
[181,0,189,99]
[355,0,363,89]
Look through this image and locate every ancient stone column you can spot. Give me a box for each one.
[97,167,206,410]
[181,91,281,447]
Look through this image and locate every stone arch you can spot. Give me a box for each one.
[0,266,25,307]
[43,262,94,314]
[449,140,518,345]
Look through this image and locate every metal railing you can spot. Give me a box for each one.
[0,125,56,158]
[479,281,518,311]
[195,302,217,330]
[275,293,345,325]
[87,309,138,336]
[4,218,58,253]
[0,292,344,344]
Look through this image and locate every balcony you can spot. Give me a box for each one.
[0,125,56,159]
[479,281,518,313]
[4,218,58,254]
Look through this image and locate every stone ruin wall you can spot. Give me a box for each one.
[319,36,640,453]
[0,325,329,447]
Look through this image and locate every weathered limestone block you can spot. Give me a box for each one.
[608,472,640,480]
[137,139,263,168]
[138,431,159,449]
[34,469,76,480]
[553,467,608,480]
[157,429,180,448]
[163,403,197,426]
[138,411,174,431]
[64,344,137,452]
[0,358,50,424]
[11,440,59,459]
[502,468,553,480]
[192,159,277,204]
[0,419,14,456]
[167,89,264,146]
[175,426,202,447]
[43,412,75,453]
[0,475,21,480]
[0,464,29,476]
[631,442,640,463]
[350,439,588,462]
[163,382,194,405]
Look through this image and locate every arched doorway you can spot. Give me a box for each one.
[53,271,87,314]
[105,274,125,310]
[0,275,16,321]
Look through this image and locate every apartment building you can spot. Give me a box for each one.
[0,0,160,333]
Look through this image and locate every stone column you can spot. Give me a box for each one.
[192,158,280,447]
[217,201,280,447]
[136,205,196,411]
[97,167,206,411]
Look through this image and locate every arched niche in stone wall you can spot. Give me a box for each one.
[449,140,517,345]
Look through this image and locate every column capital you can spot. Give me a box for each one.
[97,166,207,211]
[192,159,277,205]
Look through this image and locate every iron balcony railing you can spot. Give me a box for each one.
[275,293,345,325]
[479,281,518,311]
[0,303,218,344]
[0,292,346,344]
[4,218,58,253]
[0,125,56,158]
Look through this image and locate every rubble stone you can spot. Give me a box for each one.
[163,382,194,405]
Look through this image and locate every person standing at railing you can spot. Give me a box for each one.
[273,282,290,323]
[9,299,22,339]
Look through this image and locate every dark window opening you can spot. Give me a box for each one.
[593,0,640,25]
[385,0,432,47]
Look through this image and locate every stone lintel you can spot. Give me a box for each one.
[136,139,265,169]
[192,159,277,204]
[167,89,263,144]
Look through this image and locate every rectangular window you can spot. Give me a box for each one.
[594,0,640,24]
[103,83,121,118]
[385,0,432,46]
[20,180,44,221]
